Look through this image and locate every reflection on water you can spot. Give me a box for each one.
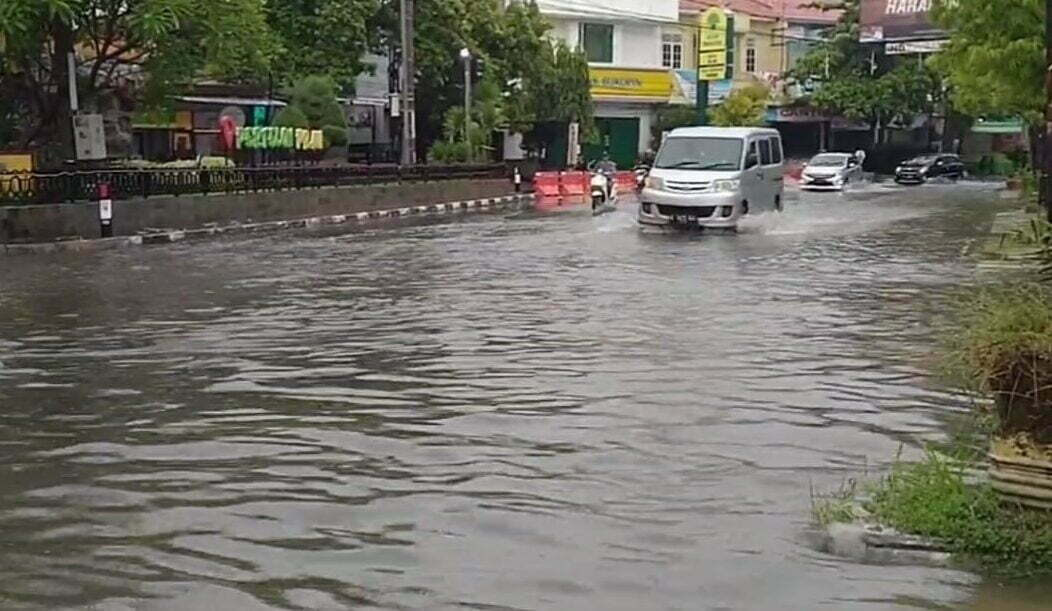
[0,183,1046,609]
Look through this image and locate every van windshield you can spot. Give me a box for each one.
[654,137,743,171]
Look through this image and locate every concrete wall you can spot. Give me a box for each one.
[547,17,665,69]
[1,178,513,244]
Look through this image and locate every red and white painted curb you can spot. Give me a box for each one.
[2,193,535,255]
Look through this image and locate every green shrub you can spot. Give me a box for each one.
[273,105,310,129]
[322,125,347,147]
[429,140,470,163]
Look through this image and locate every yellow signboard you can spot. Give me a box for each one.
[698,51,726,68]
[698,7,728,82]
[589,68,675,101]
[700,7,728,51]
[698,66,727,81]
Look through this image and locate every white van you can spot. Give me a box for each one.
[638,126,784,229]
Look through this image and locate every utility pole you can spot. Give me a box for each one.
[460,48,472,162]
[399,0,417,165]
[1045,0,1052,220]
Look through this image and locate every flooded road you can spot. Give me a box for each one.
[0,182,1043,609]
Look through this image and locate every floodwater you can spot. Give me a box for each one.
[0,181,1046,610]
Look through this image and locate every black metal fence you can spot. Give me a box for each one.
[0,164,507,206]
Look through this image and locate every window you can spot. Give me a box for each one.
[758,139,772,165]
[580,23,614,63]
[662,33,683,69]
[662,43,683,68]
[745,47,756,73]
[746,141,758,168]
[769,137,782,164]
[653,137,744,172]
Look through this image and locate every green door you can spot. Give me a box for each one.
[583,118,640,169]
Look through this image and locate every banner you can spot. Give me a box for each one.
[859,0,948,43]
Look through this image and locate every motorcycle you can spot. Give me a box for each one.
[633,164,649,192]
[589,170,616,213]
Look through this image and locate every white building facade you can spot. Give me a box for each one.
[534,0,686,168]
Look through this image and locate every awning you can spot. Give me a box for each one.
[971,119,1025,134]
[590,68,677,103]
[175,96,287,107]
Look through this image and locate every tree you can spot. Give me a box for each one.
[376,0,593,159]
[0,0,276,162]
[931,0,1044,123]
[791,0,937,144]
[279,75,348,147]
[506,39,595,157]
[650,105,697,150]
[263,0,378,94]
[428,73,505,162]
[710,84,769,127]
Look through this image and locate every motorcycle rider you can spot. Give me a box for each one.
[596,152,617,201]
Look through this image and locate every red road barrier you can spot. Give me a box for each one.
[559,171,588,197]
[614,171,637,191]
[534,171,561,197]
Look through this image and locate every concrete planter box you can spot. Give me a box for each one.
[989,436,1052,510]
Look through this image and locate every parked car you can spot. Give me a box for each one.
[894,154,965,184]
[638,126,784,230]
[799,152,863,191]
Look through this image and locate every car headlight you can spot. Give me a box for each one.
[644,176,665,190]
[712,179,740,192]
[920,167,930,175]
[895,166,904,173]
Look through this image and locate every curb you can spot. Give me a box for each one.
[1,193,534,255]
[810,522,953,569]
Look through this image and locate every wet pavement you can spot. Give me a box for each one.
[0,181,1047,610]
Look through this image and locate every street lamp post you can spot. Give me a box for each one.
[460,47,471,163]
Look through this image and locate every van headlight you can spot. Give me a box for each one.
[644,176,665,190]
[712,179,740,192]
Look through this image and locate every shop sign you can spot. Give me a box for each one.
[768,106,831,123]
[698,7,729,82]
[859,0,951,43]
[589,68,675,101]
[885,39,948,54]
[234,126,326,150]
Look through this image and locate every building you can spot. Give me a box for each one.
[535,0,686,168]
[131,83,287,161]
[774,0,840,71]
[345,54,396,163]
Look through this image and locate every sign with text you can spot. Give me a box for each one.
[589,68,675,100]
[698,7,729,82]
[885,39,948,54]
[859,0,950,43]
[234,126,326,150]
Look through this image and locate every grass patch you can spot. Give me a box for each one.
[816,448,1052,578]
[810,478,862,527]
[871,450,1052,577]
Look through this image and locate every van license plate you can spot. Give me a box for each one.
[674,215,697,224]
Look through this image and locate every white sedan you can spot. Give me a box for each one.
[799,152,863,191]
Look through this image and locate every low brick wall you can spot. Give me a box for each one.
[0,178,514,244]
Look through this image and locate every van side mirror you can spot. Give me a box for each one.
[745,153,759,169]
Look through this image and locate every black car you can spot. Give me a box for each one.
[894,154,965,184]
